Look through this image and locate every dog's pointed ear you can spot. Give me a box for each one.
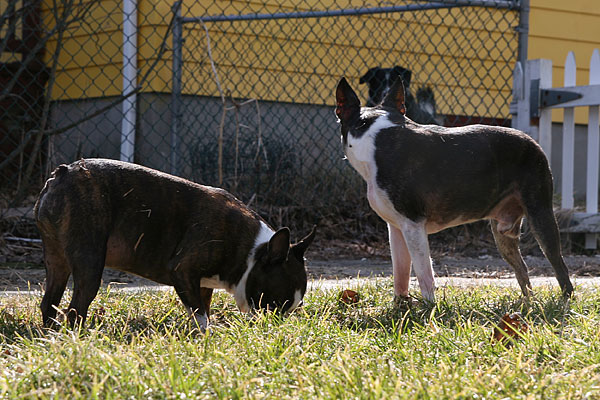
[393,66,412,87]
[291,225,316,259]
[267,227,290,264]
[335,77,361,123]
[381,74,406,115]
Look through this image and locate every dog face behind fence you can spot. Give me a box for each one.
[359,66,412,107]
[359,66,437,124]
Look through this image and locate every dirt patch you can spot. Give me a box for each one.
[306,236,600,280]
[2,238,600,292]
[307,254,600,280]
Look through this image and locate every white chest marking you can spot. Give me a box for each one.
[345,113,400,223]
[201,275,232,291]
[233,221,274,313]
[345,113,395,181]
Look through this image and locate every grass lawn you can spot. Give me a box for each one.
[1,281,599,399]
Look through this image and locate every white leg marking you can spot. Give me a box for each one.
[388,224,411,298]
[287,289,303,313]
[396,218,435,302]
[342,112,435,301]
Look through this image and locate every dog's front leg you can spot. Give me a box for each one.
[395,218,435,302]
[388,224,411,302]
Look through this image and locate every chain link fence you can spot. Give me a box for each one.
[0,0,522,249]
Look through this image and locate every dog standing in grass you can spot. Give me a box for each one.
[335,75,573,303]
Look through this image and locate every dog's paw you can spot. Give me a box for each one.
[189,312,209,334]
[393,294,413,310]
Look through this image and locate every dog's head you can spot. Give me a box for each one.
[244,226,316,314]
[359,66,412,107]
[336,75,406,144]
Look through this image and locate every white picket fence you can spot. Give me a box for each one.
[510,49,600,248]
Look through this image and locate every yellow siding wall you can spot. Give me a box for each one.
[36,0,600,121]
[529,0,600,123]
[44,0,518,121]
[0,0,22,63]
[42,0,124,99]
[177,1,517,118]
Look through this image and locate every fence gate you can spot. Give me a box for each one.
[511,49,600,248]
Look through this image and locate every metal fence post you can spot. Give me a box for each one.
[511,0,529,134]
[121,0,138,163]
[517,0,529,67]
[510,61,525,131]
[171,1,182,176]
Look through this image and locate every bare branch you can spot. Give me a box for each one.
[0,0,20,54]
[200,20,225,104]
[0,0,96,102]
[16,0,73,200]
[0,0,176,175]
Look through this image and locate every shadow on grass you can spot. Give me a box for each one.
[323,286,574,336]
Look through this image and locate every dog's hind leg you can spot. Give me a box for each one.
[525,206,573,297]
[388,224,411,301]
[490,219,532,297]
[40,239,72,327]
[67,238,108,327]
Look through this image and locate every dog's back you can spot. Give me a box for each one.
[373,121,552,225]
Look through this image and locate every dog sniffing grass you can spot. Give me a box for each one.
[1,282,599,399]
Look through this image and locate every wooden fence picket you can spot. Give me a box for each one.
[561,51,576,210]
[537,60,553,158]
[586,49,600,247]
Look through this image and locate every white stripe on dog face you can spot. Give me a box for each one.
[234,221,274,313]
[381,70,392,103]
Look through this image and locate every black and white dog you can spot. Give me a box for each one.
[35,159,316,330]
[360,66,437,125]
[335,76,573,303]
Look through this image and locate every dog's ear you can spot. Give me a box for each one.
[336,77,361,123]
[291,225,316,260]
[382,74,406,115]
[359,67,378,84]
[267,227,290,264]
[393,66,412,87]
